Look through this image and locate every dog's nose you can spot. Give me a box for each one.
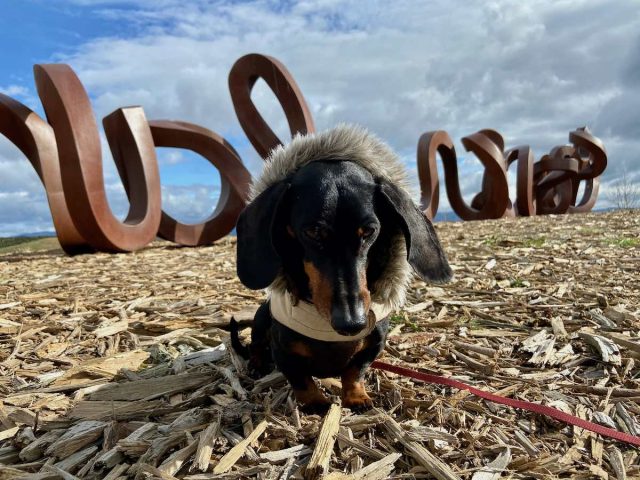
[331,300,367,336]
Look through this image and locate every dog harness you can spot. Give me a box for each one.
[269,290,393,342]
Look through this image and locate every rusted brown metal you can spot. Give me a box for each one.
[419,129,511,220]
[147,121,250,245]
[34,64,162,252]
[419,126,607,220]
[0,93,90,255]
[229,53,315,158]
[0,63,252,253]
[567,127,606,214]
[532,127,606,216]
[505,145,535,216]
[110,120,251,246]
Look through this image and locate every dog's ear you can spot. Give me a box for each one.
[376,180,452,283]
[236,182,290,289]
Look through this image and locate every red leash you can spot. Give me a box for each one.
[371,360,640,447]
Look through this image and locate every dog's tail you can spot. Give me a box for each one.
[229,317,250,359]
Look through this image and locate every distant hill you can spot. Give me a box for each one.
[0,236,61,253]
[16,231,57,238]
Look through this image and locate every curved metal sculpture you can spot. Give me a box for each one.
[35,64,162,252]
[419,126,607,221]
[419,130,512,220]
[0,63,252,253]
[0,93,89,255]
[229,53,315,158]
[0,52,608,254]
[147,121,251,245]
[110,120,251,246]
[536,127,606,215]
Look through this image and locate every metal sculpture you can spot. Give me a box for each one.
[418,130,511,220]
[229,53,315,158]
[0,63,253,253]
[121,121,250,246]
[35,64,162,252]
[419,127,607,220]
[0,91,89,255]
[0,53,607,254]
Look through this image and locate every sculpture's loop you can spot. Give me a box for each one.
[538,147,580,176]
[417,130,453,219]
[478,127,517,216]
[145,120,252,245]
[418,130,510,221]
[505,145,535,216]
[565,127,605,214]
[533,147,577,215]
[535,147,579,194]
[478,129,505,153]
[0,94,89,254]
[460,131,510,219]
[34,64,161,252]
[536,180,574,215]
[570,127,607,180]
[229,53,315,159]
[470,130,514,217]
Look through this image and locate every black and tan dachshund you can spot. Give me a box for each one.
[231,158,451,412]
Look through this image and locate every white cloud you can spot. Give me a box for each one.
[1,0,639,234]
[157,149,187,166]
[0,85,30,97]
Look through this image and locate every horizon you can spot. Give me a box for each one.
[1,0,639,236]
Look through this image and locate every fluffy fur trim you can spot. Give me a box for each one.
[251,124,414,311]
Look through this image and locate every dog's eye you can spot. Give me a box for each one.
[303,226,323,241]
[360,226,376,240]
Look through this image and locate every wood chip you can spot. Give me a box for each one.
[305,404,341,479]
[193,419,221,472]
[352,452,402,480]
[578,331,623,365]
[44,421,106,459]
[471,447,511,480]
[259,444,312,463]
[212,419,268,474]
[381,411,461,480]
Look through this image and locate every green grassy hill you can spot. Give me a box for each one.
[0,236,61,254]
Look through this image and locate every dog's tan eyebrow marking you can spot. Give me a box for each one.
[286,225,295,237]
[356,225,375,238]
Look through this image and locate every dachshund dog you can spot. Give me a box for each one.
[231,126,451,412]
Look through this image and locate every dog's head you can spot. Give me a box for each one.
[237,160,451,336]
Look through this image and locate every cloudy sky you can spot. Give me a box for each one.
[0,0,638,235]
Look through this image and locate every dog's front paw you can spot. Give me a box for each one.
[342,383,374,411]
[294,384,332,415]
[299,398,333,415]
[247,360,274,379]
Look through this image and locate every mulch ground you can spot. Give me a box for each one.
[0,210,638,479]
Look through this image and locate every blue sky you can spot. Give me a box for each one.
[1,0,639,235]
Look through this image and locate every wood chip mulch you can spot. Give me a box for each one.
[0,210,639,479]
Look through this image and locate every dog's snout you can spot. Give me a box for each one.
[331,297,367,336]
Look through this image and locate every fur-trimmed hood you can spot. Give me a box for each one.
[250,124,414,311]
